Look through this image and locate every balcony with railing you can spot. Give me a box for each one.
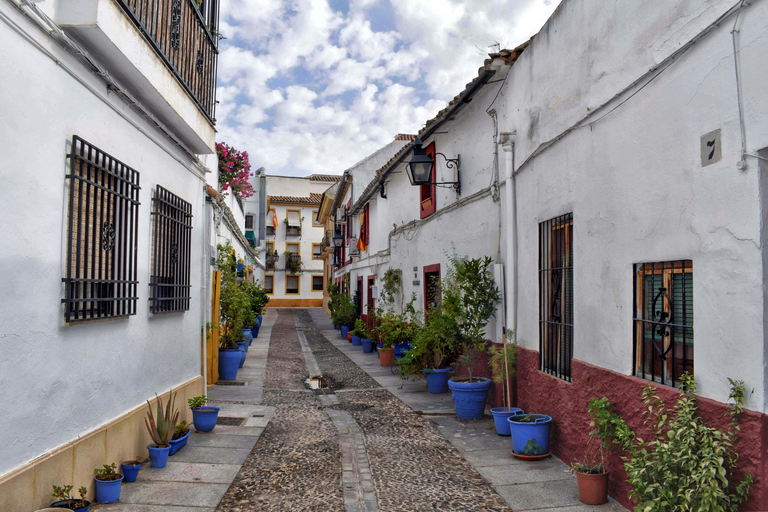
[285,223,302,237]
[285,253,302,273]
[321,230,333,254]
[265,253,277,271]
[57,0,219,153]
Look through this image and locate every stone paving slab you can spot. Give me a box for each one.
[137,462,242,484]
[170,446,253,465]
[197,425,265,436]
[186,434,261,449]
[477,460,573,485]
[495,480,626,511]
[117,481,230,507]
[95,504,215,512]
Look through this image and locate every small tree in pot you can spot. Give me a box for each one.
[443,254,501,418]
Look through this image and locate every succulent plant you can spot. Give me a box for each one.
[144,389,179,447]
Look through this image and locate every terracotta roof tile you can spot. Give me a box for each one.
[269,193,323,205]
[308,174,342,182]
[394,134,417,141]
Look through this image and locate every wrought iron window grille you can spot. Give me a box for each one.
[633,260,693,387]
[150,185,193,313]
[538,213,574,381]
[63,136,141,322]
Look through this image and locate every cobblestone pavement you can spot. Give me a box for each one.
[216,310,342,512]
[217,309,512,512]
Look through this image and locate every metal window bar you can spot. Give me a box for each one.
[115,0,219,123]
[150,185,193,313]
[538,213,574,381]
[633,260,693,387]
[63,136,141,322]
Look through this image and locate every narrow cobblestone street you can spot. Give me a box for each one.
[216,308,512,512]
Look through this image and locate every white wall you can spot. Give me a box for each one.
[496,0,768,410]
[0,4,208,475]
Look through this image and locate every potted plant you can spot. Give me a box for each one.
[568,425,608,505]
[489,328,522,435]
[189,395,220,432]
[93,463,123,504]
[399,309,456,392]
[507,412,553,458]
[169,420,191,455]
[350,318,366,347]
[144,389,179,468]
[50,485,89,511]
[445,255,502,419]
[217,242,248,380]
[336,293,356,340]
[120,458,143,483]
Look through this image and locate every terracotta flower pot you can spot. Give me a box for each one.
[379,347,395,366]
[347,332,352,342]
[576,471,608,505]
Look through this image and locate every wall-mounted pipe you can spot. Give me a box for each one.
[500,132,517,339]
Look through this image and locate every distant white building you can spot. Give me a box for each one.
[263,174,340,307]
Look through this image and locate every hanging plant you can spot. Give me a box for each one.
[216,142,254,199]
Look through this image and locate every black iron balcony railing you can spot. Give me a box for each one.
[265,254,277,271]
[285,223,301,237]
[116,0,219,123]
[321,230,331,251]
[285,253,301,273]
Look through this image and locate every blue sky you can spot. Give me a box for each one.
[216,0,559,177]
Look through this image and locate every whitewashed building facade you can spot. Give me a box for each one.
[337,1,768,508]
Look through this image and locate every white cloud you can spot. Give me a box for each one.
[216,0,560,177]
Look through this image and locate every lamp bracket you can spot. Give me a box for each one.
[432,153,461,194]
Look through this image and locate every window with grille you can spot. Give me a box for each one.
[539,213,573,381]
[286,275,299,294]
[312,244,322,260]
[634,260,693,387]
[245,214,254,229]
[312,275,323,291]
[63,136,140,322]
[150,185,193,314]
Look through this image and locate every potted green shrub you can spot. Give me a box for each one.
[350,318,367,347]
[586,373,753,510]
[444,255,501,419]
[217,242,248,379]
[399,309,457,391]
[93,463,123,504]
[568,424,608,505]
[336,294,357,340]
[50,485,89,511]
[144,389,179,468]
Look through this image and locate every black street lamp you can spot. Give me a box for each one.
[405,137,461,194]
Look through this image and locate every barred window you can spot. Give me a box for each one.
[312,275,323,291]
[286,275,299,294]
[634,260,693,387]
[539,213,573,381]
[63,136,140,322]
[150,185,193,313]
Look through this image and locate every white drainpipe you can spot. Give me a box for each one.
[501,133,517,338]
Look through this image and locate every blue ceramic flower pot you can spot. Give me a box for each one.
[218,349,240,380]
[448,378,492,419]
[120,462,141,482]
[257,314,263,323]
[491,407,524,436]
[377,344,383,358]
[94,474,123,503]
[424,368,451,393]
[50,499,90,511]
[361,338,374,353]
[333,323,339,330]
[252,325,260,338]
[508,414,552,456]
[147,444,171,468]
[169,427,191,455]
[192,406,220,432]
[341,325,350,339]
[394,342,411,358]
[351,334,361,346]
[236,342,247,368]
[240,330,252,350]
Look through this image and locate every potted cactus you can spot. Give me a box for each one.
[144,389,179,468]
[169,420,191,455]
